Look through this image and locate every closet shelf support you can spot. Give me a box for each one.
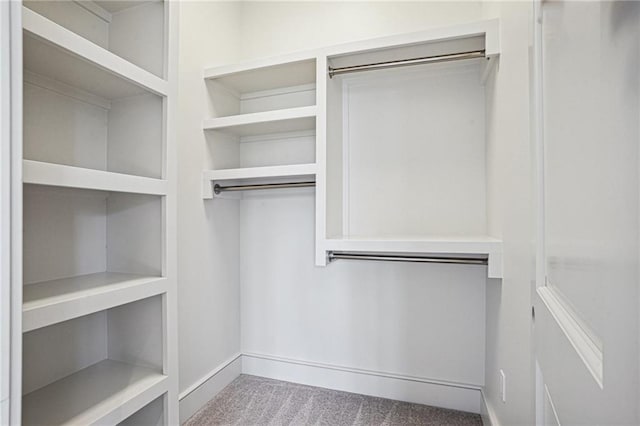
[328,49,486,78]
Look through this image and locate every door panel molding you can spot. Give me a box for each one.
[537,286,603,388]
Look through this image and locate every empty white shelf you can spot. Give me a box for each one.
[202,163,317,199]
[203,106,317,137]
[206,163,316,181]
[23,7,168,99]
[23,273,167,332]
[23,160,168,195]
[324,237,503,278]
[204,54,316,93]
[324,236,502,254]
[22,359,168,426]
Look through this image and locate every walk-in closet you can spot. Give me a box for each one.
[1,1,640,425]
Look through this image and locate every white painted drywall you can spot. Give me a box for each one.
[237,0,487,403]
[176,0,242,398]
[482,2,535,425]
[236,1,483,61]
[341,62,486,238]
[240,190,487,387]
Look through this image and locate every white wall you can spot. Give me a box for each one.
[176,0,242,404]
[240,191,487,387]
[237,0,488,413]
[482,2,535,425]
[236,1,483,60]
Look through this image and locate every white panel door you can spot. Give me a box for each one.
[534,1,640,425]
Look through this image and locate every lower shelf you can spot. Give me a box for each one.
[202,163,317,199]
[22,359,167,426]
[322,237,503,278]
[23,272,166,332]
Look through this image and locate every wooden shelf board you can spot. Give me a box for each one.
[205,163,316,182]
[23,160,168,196]
[328,19,500,60]
[204,55,316,94]
[324,236,502,254]
[203,106,317,137]
[23,7,167,99]
[23,272,166,332]
[22,359,167,426]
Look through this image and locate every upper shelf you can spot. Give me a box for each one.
[323,237,503,278]
[203,106,317,137]
[23,160,168,195]
[327,19,499,62]
[204,55,317,94]
[326,19,499,83]
[22,6,168,99]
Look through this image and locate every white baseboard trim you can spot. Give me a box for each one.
[178,353,242,424]
[480,389,501,426]
[241,352,482,414]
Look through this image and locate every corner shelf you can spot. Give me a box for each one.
[22,360,167,426]
[323,237,503,278]
[202,163,317,199]
[202,106,317,137]
[23,160,168,195]
[22,6,168,99]
[204,54,317,94]
[23,273,167,332]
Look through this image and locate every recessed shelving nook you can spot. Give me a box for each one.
[22,5,166,179]
[320,19,503,277]
[202,55,319,199]
[22,296,166,426]
[10,1,178,424]
[23,0,166,78]
[22,184,164,332]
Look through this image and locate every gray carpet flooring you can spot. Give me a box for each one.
[184,375,482,426]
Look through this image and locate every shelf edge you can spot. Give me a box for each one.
[23,276,167,333]
[202,163,317,199]
[202,105,317,131]
[23,160,168,196]
[22,6,168,97]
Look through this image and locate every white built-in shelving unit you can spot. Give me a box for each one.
[9,1,177,424]
[202,54,320,201]
[203,20,503,278]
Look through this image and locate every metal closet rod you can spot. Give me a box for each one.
[213,181,316,194]
[328,49,486,78]
[328,252,488,265]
